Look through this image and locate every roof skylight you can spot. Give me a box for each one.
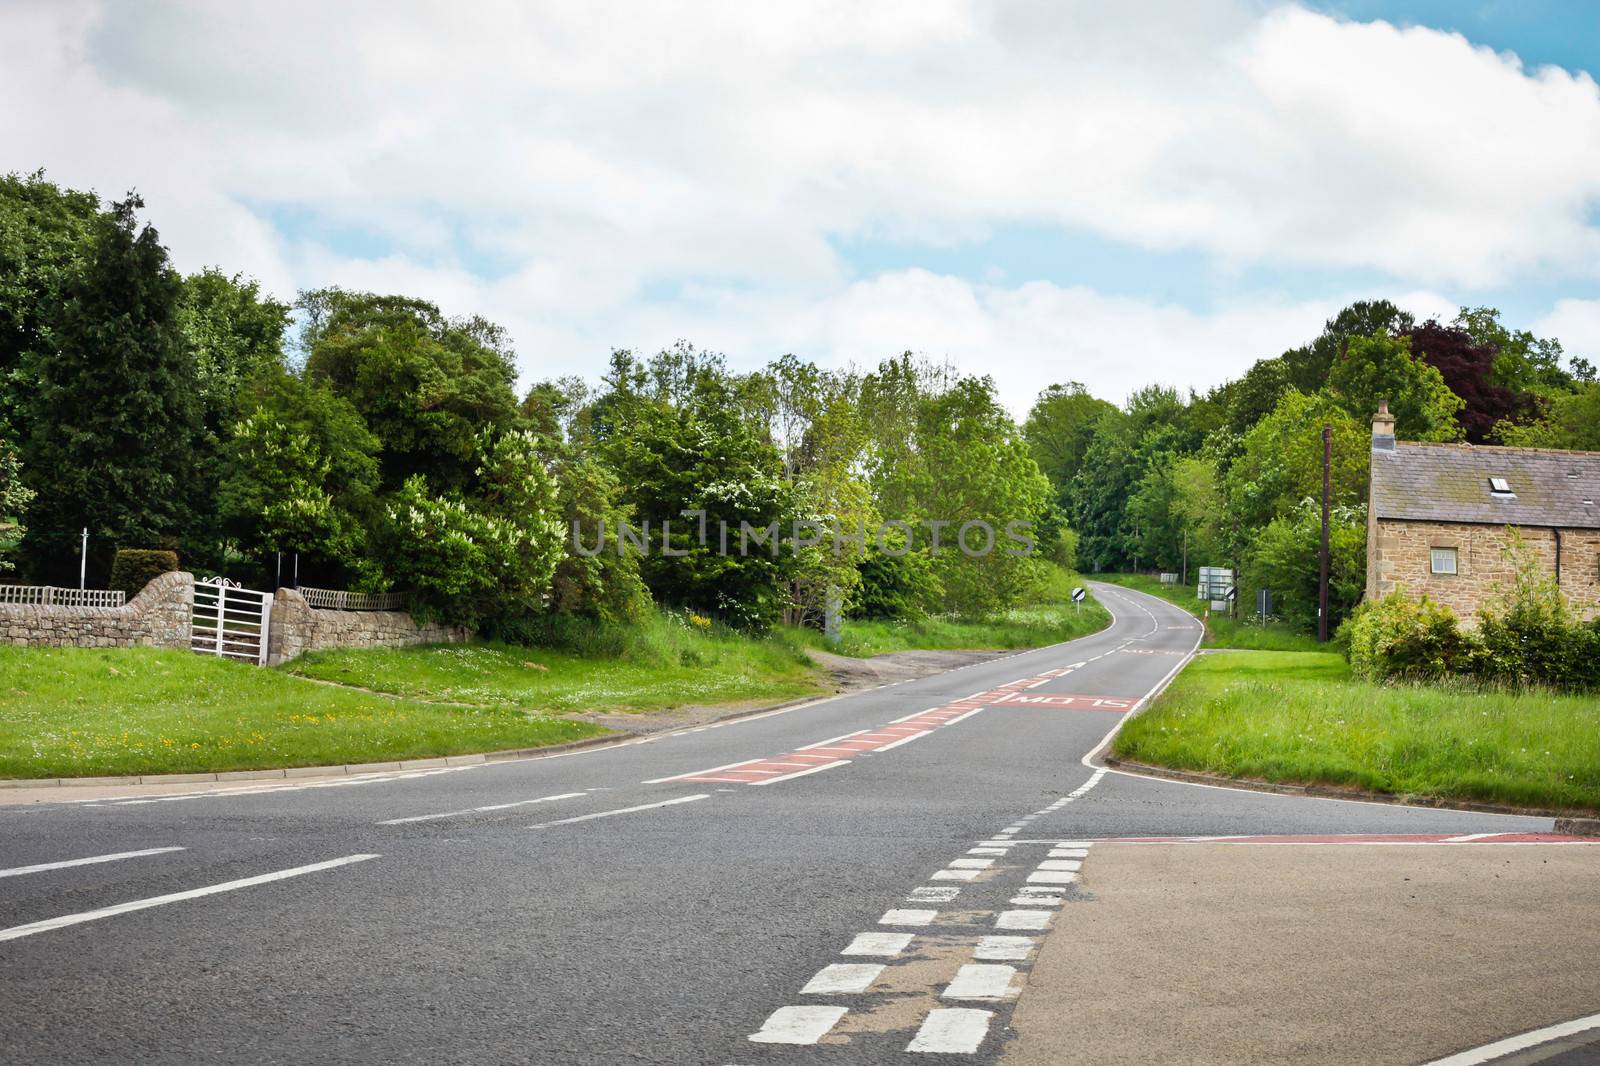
[1488,477,1514,495]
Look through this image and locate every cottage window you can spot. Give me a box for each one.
[1488,477,1514,496]
[1430,548,1458,575]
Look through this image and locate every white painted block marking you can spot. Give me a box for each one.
[1026,870,1078,885]
[974,935,1037,961]
[908,886,960,903]
[968,847,1008,856]
[379,791,586,824]
[0,854,378,943]
[942,963,1019,1001]
[931,868,980,882]
[748,1005,848,1045]
[948,858,994,870]
[1010,894,1063,907]
[0,846,184,880]
[528,793,708,828]
[842,931,914,957]
[802,963,884,995]
[1037,859,1082,872]
[1048,848,1089,858]
[995,909,1053,930]
[881,908,938,926]
[907,1008,994,1054]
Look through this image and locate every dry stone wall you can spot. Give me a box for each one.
[0,570,193,649]
[266,588,468,665]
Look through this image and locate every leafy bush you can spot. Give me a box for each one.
[850,548,942,621]
[1342,591,1471,682]
[1468,535,1600,690]
[109,549,179,597]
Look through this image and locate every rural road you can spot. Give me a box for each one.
[1,584,1595,1064]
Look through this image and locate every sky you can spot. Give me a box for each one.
[4,0,1600,415]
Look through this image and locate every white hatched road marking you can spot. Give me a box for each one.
[802,963,884,994]
[841,931,915,957]
[527,793,708,829]
[943,964,1019,1001]
[931,868,981,881]
[87,767,472,807]
[1037,859,1081,871]
[750,761,850,786]
[378,791,586,825]
[0,846,184,880]
[748,1005,849,1045]
[1026,870,1078,885]
[908,1008,995,1054]
[0,854,378,943]
[948,858,995,870]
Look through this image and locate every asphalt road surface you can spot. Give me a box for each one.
[0,583,1579,1064]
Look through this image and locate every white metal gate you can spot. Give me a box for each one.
[191,577,274,666]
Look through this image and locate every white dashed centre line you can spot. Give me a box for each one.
[0,854,379,943]
[0,846,185,880]
[378,791,587,825]
[526,793,708,829]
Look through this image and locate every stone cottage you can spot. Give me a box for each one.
[1365,401,1600,621]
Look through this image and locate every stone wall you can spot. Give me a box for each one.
[0,570,193,649]
[266,587,468,665]
[1366,520,1600,622]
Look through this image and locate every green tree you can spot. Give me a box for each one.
[1328,332,1463,442]
[1245,499,1367,634]
[1068,406,1140,571]
[301,289,521,491]
[1496,383,1600,451]
[546,452,651,625]
[0,171,101,439]
[1023,382,1117,506]
[20,196,202,581]
[1226,390,1369,529]
[378,429,563,627]
[178,268,290,434]
[1282,300,1414,394]
[218,371,381,583]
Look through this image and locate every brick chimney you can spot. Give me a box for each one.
[1372,398,1396,451]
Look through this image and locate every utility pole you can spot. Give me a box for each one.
[1319,424,1331,642]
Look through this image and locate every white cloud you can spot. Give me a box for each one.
[1534,298,1600,365]
[2,0,1597,409]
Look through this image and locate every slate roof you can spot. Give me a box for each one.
[1371,442,1600,529]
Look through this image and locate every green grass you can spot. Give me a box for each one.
[0,645,609,779]
[1096,572,1324,651]
[1113,650,1600,812]
[288,619,823,713]
[796,568,1112,657]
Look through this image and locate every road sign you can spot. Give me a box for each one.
[1071,587,1086,602]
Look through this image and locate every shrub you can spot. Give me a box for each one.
[109,549,179,597]
[1468,537,1600,690]
[850,548,942,621]
[1342,591,1471,683]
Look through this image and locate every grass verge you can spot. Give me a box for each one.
[1113,650,1600,812]
[288,613,823,713]
[796,567,1112,657]
[0,645,609,779]
[1096,572,1323,651]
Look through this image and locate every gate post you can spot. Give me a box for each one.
[215,582,227,656]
